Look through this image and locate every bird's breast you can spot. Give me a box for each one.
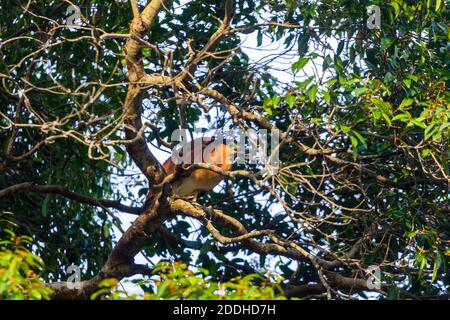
[172,169,225,197]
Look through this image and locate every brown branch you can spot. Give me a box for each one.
[177,0,234,84]
[122,0,172,184]
[49,190,171,299]
[284,283,328,299]
[130,0,140,19]
[170,199,274,244]
[147,123,175,149]
[47,0,178,299]
[284,272,420,300]
[324,155,447,188]
[1,134,69,173]
[48,263,153,300]
[0,182,143,215]
[168,198,331,268]
[179,162,255,180]
[184,202,370,272]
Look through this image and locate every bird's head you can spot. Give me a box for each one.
[163,135,236,175]
[201,136,237,167]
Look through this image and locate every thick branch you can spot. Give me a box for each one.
[0,182,143,215]
[49,0,174,299]
[283,272,421,300]
[122,0,171,184]
[48,263,153,300]
[49,193,171,299]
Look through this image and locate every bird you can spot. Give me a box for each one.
[162,136,235,198]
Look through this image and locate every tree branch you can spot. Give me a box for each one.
[170,199,274,244]
[0,182,143,215]
[122,0,172,184]
[49,0,175,299]
[284,272,420,300]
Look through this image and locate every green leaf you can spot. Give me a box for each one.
[256,31,263,47]
[298,33,310,55]
[353,87,368,97]
[384,72,395,83]
[439,122,450,131]
[31,290,42,300]
[392,112,411,122]
[406,74,419,82]
[381,38,393,51]
[336,40,345,56]
[410,119,426,129]
[351,130,367,147]
[421,149,432,157]
[349,136,358,147]
[436,0,442,11]
[292,57,309,73]
[264,106,273,116]
[424,122,437,139]
[199,241,212,255]
[382,112,392,126]
[138,187,148,198]
[259,255,266,268]
[399,98,414,109]
[431,253,442,283]
[402,78,411,89]
[419,256,427,270]
[322,90,331,105]
[387,286,399,300]
[287,183,298,195]
[286,95,295,108]
[390,2,400,18]
[41,195,50,217]
[295,78,312,90]
[372,110,381,121]
[350,136,358,160]
[272,96,281,107]
[308,84,318,101]
[341,125,351,134]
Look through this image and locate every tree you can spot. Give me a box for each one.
[0,0,448,300]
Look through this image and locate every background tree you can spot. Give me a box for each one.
[0,0,448,299]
